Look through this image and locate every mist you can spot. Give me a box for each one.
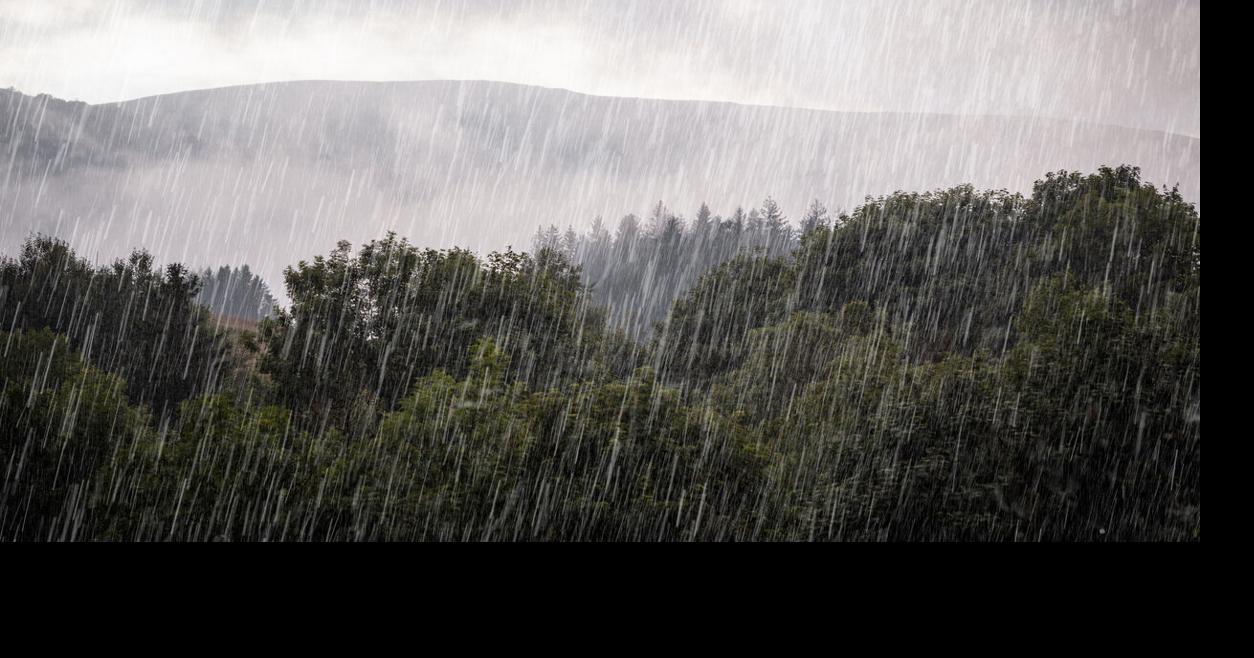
[0,1,1201,543]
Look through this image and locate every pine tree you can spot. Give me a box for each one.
[800,199,830,234]
[761,196,790,253]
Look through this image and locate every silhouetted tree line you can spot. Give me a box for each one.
[537,197,803,338]
[0,166,1199,541]
[197,265,278,322]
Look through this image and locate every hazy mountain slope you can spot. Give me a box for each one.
[1,80,1199,296]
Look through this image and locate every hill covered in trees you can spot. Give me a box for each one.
[0,166,1199,541]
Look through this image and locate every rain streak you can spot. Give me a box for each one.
[0,1,1199,541]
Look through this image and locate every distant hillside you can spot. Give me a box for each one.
[0,81,1199,296]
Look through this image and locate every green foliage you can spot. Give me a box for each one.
[653,253,797,377]
[0,166,1200,541]
[259,233,611,428]
[0,235,234,412]
[0,329,150,540]
[997,275,1200,538]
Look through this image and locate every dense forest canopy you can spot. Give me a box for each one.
[0,166,1199,541]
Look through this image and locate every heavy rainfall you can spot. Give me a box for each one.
[0,1,1200,541]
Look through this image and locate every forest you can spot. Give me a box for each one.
[0,165,1199,541]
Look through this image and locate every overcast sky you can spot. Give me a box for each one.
[0,0,1200,136]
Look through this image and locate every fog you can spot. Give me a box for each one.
[1,81,1198,302]
[2,0,1200,135]
[0,1,1202,542]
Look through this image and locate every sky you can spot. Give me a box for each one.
[0,0,1200,136]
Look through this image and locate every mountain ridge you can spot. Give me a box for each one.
[12,81,1202,140]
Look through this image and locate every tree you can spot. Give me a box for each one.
[0,236,232,411]
[532,224,562,253]
[198,264,278,321]
[0,165,1200,542]
[259,233,610,429]
[799,199,830,234]
[760,196,790,252]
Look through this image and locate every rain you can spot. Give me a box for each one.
[0,1,1200,541]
